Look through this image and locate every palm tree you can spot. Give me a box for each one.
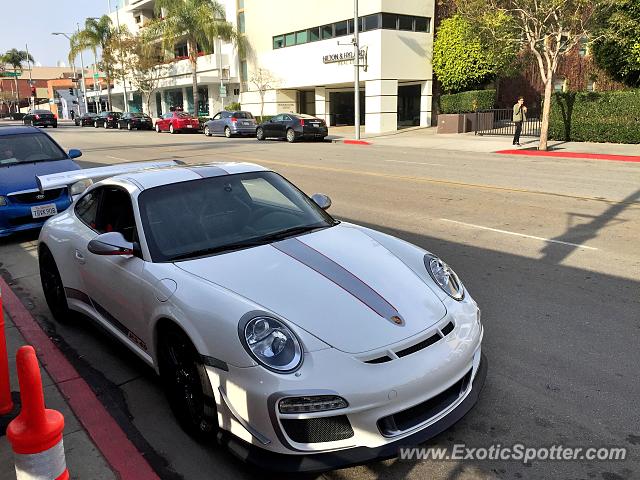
[151,0,238,115]
[1,49,34,112]
[72,16,117,109]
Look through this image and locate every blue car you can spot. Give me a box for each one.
[0,126,83,237]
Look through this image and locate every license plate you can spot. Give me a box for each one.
[242,121,251,125]
[31,204,57,219]
[310,123,320,127]
[187,125,193,128]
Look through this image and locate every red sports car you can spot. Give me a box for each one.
[155,111,200,134]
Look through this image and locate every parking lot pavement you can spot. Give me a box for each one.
[0,126,638,479]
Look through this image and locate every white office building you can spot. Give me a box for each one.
[110,0,435,133]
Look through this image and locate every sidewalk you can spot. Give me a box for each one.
[328,126,640,158]
[0,305,116,480]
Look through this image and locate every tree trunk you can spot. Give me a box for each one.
[538,75,554,151]
[106,73,113,111]
[189,39,199,116]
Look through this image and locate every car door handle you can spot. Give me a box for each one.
[74,250,86,264]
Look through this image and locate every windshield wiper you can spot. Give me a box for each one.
[168,238,271,261]
[257,223,329,243]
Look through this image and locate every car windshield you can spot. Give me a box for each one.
[138,171,337,262]
[0,133,68,165]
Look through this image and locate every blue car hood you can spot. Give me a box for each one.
[0,159,80,194]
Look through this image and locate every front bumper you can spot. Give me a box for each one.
[0,196,72,237]
[219,353,487,473]
[207,300,484,471]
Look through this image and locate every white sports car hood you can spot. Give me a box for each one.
[175,224,446,354]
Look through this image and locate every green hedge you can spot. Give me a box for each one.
[550,91,640,144]
[439,89,496,114]
[224,102,242,111]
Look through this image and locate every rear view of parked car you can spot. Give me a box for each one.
[118,112,153,131]
[94,111,121,129]
[203,111,257,138]
[256,113,327,143]
[75,112,98,127]
[155,111,200,134]
[23,110,57,128]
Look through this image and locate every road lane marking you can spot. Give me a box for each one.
[383,159,444,166]
[106,155,130,162]
[440,219,599,250]
[218,154,640,208]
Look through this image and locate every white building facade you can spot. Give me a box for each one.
[239,0,435,133]
[110,0,435,133]
[108,0,242,118]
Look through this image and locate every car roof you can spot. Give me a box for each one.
[116,162,270,190]
[0,126,44,136]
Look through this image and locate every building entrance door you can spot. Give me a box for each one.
[329,91,365,126]
[398,84,421,127]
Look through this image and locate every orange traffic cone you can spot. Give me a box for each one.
[0,291,13,415]
[7,346,69,480]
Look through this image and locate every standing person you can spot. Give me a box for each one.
[512,96,527,146]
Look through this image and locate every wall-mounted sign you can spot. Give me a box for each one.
[322,47,368,71]
[219,84,227,98]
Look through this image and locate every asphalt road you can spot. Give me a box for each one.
[1,124,639,480]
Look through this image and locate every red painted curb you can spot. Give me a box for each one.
[495,149,640,163]
[343,139,372,145]
[0,276,159,480]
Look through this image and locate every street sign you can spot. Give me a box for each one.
[0,72,21,78]
[219,84,227,98]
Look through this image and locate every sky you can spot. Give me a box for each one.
[0,0,121,67]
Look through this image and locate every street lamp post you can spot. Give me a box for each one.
[353,0,361,140]
[110,0,129,112]
[53,30,88,115]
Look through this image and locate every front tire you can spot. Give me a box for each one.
[256,127,265,141]
[286,128,296,143]
[158,325,218,441]
[204,125,211,137]
[127,123,132,131]
[94,121,99,128]
[156,123,161,133]
[169,124,175,134]
[104,121,108,129]
[39,246,72,323]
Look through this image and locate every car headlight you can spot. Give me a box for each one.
[243,316,303,373]
[70,179,93,196]
[0,196,7,207]
[424,254,464,301]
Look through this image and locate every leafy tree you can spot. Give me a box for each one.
[456,0,601,150]
[71,16,118,109]
[119,34,168,114]
[0,49,34,112]
[433,15,516,93]
[150,0,240,115]
[591,0,640,87]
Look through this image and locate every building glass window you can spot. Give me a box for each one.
[273,35,284,49]
[415,17,430,33]
[174,42,188,58]
[296,30,308,44]
[381,13,398,29]
[363,14,380,31]
[334,20,348,37]
[579,37,589,57]
[321,24,333,40]
[238,12,245,33]
[554,78,566,92]
[240,61,248,82]
[398,15,414,31]
[285,32,296,47]
[238,0,244,7]
[309,27,321,42]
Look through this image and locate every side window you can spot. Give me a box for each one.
[94,188,137,243]
[283,115,292,121]
[272,114,284,122]
[221,111,232,119]
[164,113,173,119]
[75,189,101,230]
[212,113,221,120]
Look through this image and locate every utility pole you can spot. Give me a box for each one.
[353,0,360,140]
[25,43,34,111]
[111,0,129,112]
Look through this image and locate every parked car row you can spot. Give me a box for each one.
[71,110,329,142]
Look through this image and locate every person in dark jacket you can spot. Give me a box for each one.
[512,96,527,146]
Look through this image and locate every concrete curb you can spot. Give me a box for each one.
[496,149,640,163]
[0,275,160,480]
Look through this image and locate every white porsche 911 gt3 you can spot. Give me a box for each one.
[37,161,486,472]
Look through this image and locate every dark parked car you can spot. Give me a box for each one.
[75,112,98,127]
[256,113,327,143]
[0,126,82,237]
[117,112,153,131]
[23,110,57,128]
[93,111,121,129]
[203,111,257,138]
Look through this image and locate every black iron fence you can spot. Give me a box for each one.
[474,109,541,137]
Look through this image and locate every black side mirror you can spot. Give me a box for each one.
[311,193,332,210]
